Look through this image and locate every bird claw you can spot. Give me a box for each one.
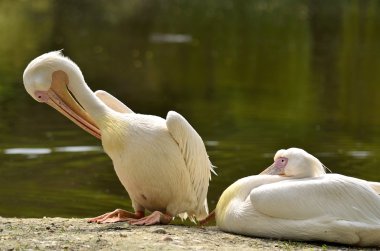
[127,211,172,226]
[87,209,144,224]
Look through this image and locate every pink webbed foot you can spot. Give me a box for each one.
[87,209,144,224]
[127,211,173,226]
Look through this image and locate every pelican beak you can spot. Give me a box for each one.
[35,71,101,139]
[259,163,285,175]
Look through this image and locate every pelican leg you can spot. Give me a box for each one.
[199,210,215,225]
[126,211,172,226]
[87,209,145,224]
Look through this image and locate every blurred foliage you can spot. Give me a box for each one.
[1,0,380,217]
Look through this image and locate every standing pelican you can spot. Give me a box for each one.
[23,51,215,225]
[215,148,380,246]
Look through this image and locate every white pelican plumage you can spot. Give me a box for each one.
[215,148,380,246]
[23,51,215,225]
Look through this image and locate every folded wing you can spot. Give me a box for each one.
[166,111,215,219]
[95,90,134,114]
[250,174,380,224]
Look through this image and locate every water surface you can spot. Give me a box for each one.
[1,0,380,218]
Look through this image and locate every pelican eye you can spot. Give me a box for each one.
[275,157,288,168]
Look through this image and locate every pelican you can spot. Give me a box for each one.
[23,51,215,225]
[215,148,380,246]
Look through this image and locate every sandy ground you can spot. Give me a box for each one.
[0,217,376,250]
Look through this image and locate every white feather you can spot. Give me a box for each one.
[95,90,134,114]
[166,111,215,219]
[23,51,215,222]
[216,148,380,247]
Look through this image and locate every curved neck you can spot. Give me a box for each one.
[60,61,112,123]
[235,175,288,199]
[216,175,287,222]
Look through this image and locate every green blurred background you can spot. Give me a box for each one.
[1,0,380,218]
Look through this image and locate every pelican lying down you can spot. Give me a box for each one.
[215,148,380,246]
[23,51,215,225]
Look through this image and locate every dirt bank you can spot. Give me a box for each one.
[0,217,373,250]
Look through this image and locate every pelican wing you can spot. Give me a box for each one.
[250,174,380,223]
[166,111,214,219]
[95,90,134,114]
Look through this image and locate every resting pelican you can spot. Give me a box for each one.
[23,51,215,225]
[215,148,380,246]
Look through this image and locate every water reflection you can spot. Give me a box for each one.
[4,148,52,155]
[3,146,103,156]
[150,33,193,44]
[1,0,380,218]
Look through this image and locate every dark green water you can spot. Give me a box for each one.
[1,0,380,218]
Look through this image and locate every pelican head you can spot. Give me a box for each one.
[261,148,326,178]
[23,51,101,139]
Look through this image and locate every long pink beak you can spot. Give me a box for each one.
[259,163,285,175]
[36,71,101,139]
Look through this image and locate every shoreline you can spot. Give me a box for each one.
[0,217,372,250]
